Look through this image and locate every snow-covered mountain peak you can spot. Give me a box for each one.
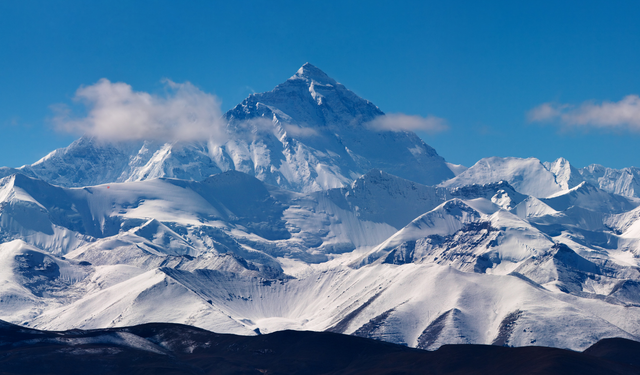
[544,157,571,176]
[227,63,383,130]
[441,156,564,198]
[544,157,584,190]
[541,180,640,214]
[221,66,454,188]
[287,63,341,106]
[291,63,337,86]
[579,164,640,198]
[0,64,456,191]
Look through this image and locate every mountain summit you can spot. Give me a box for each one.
[294,62,337,84]
[226,62,384,129]
[0,64,455,191]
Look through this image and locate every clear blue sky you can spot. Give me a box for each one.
[2,0,640,169]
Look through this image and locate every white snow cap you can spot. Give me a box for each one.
[292,62,337,85]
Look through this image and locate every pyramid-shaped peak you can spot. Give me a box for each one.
[291,63,337,85]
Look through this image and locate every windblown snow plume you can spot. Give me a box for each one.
[53,79,227,142]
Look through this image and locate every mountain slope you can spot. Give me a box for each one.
[3,169,640,351]
[545,157,585,190]
[1,321,639,375]
[440,157,564,198]
[580,164,640,198]
[0,64,454,192]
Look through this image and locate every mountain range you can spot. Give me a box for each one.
[2,320,639,375]
[1,64,640,355]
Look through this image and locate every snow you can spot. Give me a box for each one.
[2,63,640,353]
[511,196,558,219]
[544,157,584,190]
[446,162,468,176]
[27,261,632,351]
[580,164,640,198]
[441,157,564,198]
[542,181,640,214]
[2,164,640,351]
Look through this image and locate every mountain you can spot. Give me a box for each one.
[0,63,454,192]
[2,169,640,351]
[1,320,639,375]
[580,164,640,198]
[440,157,564,198]
[3,65,640,356]
[223,63,454,190]
[541,181,639,214]
[440,156,640,199]
[544,157,584,190]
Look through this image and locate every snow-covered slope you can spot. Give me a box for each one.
[0,170,430,271]
[542,182,639,214]
[580,164,640,198]
[0,64,453,192]
[440,157,564,198]
[316,169,450,230]
[2,165,640,351]
[448,180,527,210]
[353,198,557,275]
[2,167,639,351]
[544,157,584,190]
[21,244,640,351]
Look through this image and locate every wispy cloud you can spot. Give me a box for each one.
[283,124,318,137]
[52,78,227,143]
[528,95,640,131]
[365,113,448,133]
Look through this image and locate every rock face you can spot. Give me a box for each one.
[0,63,454,192]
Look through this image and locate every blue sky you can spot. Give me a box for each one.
[1,1,640,169]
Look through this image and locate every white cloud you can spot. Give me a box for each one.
[527,103,563,122]
[52,78,228,143]
[365,113,448,133]
[528,95,640,131]
[283,124,318,137]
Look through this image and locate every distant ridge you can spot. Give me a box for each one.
[0,320,638,375]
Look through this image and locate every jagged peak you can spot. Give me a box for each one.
[544,157,574,171]
[553,157,570,165]
[290,62,337,85]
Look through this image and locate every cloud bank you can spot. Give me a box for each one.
[53,79,227,142]
[365,113,448,133]
[528,95,640,131]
